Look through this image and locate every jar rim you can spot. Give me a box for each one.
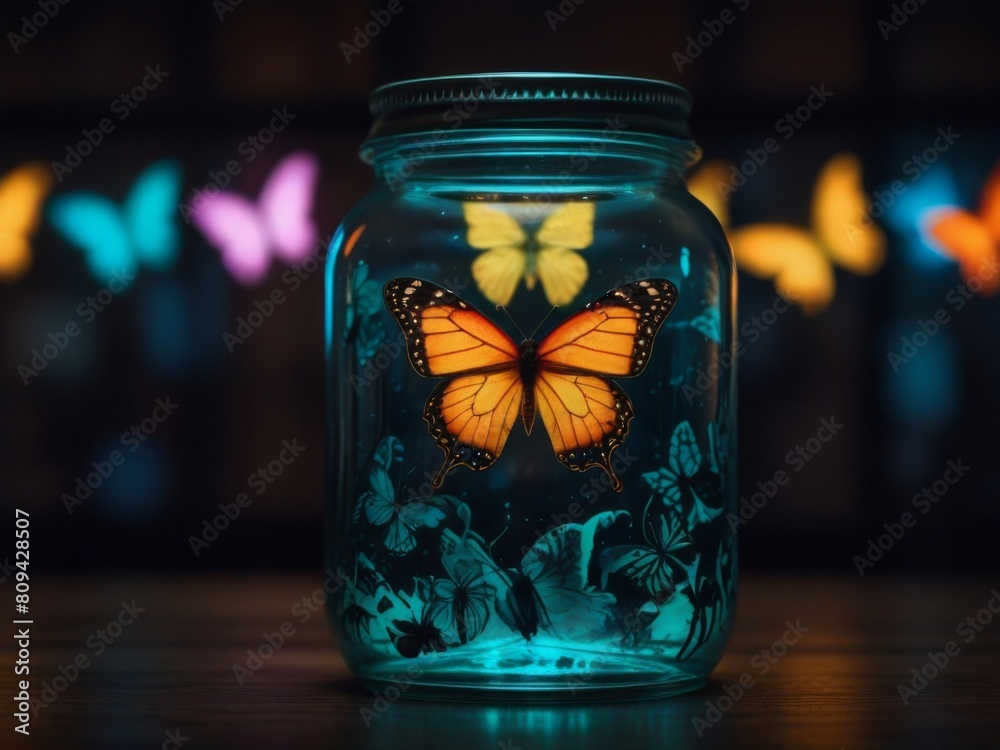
[366,72,694,142]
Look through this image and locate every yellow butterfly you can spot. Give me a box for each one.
[688,153,885,314]
[464,201,595,307]
[0,163,54,281]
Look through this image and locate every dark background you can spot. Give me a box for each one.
[2,0,998,575]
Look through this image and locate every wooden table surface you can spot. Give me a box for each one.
[3,574,999,749]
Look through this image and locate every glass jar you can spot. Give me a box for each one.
[325,73,736,700]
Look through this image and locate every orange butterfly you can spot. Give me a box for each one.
[384,278,678,491]
[924,161,1000,295]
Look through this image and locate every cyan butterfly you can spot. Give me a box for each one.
[47,160,182,285]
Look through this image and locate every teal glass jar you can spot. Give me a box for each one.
[325,73,736,699]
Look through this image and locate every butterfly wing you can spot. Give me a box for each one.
[385,278,523,486]
[978,161,1000,242]
[534,371,633,490]
[535,247,589,306]
[515,514,619,637]
[924,208,1000,294]
[729,224,833,314]
[534,202,595,305]
[465,203,529,306]
[811,152,886,275]
[259,151,319,262]
[600,546,672,597]
[0,163,53,280]
[191,193,270,286]
[124,159,182,272]
[385,278,521,376]
[362,467,397,526]
[48,193,132,282]
[472,245,527,308]
[668,421,701,479]
[686,159,732,230]
[423,371,524,486]
[924,162,1000,295]
[533,279,678,489]
[385,503,446,556]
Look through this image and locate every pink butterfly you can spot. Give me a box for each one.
[191,151,319,286]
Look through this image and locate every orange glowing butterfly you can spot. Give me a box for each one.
[384,277,678,491]
[924,162,1000,296]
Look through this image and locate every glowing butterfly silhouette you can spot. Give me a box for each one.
[922,161,1000,295]
[464,201,595,306]
[47,160,181,285]
[689,153,886,314]
[0,163,53,281]
[191,151,319,286]
[883,166,960,271]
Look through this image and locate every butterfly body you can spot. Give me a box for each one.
[385,277,678,491]
[498,568,550,640]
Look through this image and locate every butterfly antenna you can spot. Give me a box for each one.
[641,495,656,546]
[528,305,560,340]
[397,466,416,501]
[495,305,528,340]
[488,522,510,560]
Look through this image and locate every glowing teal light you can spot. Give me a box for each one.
[884,323,960,428]
[47,160,182,286]
[135,265,228,378]
[680,246,690,277]
[91,438,169,521]
[884,167,960,271]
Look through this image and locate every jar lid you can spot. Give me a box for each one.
[367,72,693,141]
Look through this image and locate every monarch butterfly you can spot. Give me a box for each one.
[384,277,678,490]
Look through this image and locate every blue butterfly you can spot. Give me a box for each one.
[47,160,182,284]
[360,436,451,555]
[599,513,698,599]
[643,421,723,527]
[362,470,449,555]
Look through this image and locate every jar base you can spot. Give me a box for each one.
[353,641,713,702]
